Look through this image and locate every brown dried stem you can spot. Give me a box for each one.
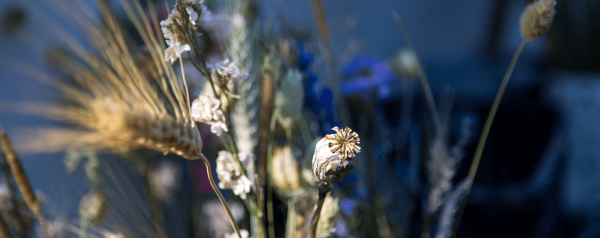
[308,182,332,238]
[0,129,47,237]
[0,213,13,238]
[198,153,242,238]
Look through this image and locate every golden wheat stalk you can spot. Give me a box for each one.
[0,211,13,238]
[0,129,47,237]
[5,0,243,236]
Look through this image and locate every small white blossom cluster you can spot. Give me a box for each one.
[216,151,254,199]
[208,59,248,91]
[160,0,211,64]
[191,95,228,136]
[225,229,250,238]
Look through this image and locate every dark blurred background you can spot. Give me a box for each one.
[1,0,600,237]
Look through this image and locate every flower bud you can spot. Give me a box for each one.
[520,0,556,41]
[312,127,361,183]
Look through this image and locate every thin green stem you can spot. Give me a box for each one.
[468,39,526,180]
[266,112,277,238]
[451,39,527,238]
[267,184,275,238]
[391,11,441,133]
[285,201,297,238]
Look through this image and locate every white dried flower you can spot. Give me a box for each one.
[160,7,184,45]
[216,151,254,199]
[191,95,228,136]
[185,4,211,25]
[225,229,250,238]
[313,127,361,183]
[164,42,191,64]
[185,7,198,25]
[209,59,249,84]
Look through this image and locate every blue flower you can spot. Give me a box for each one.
[341,55,398,100]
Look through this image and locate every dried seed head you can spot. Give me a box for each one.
[79,192,107,226]
[312,127,361,183]
[393,48,420,79]
[520,0,556,41]
[323,127,361,160]
[269,146,301,191]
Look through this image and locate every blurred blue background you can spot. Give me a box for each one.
[1,0,600,237]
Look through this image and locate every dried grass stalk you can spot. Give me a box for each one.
[520,0,556,41]
[9,0,203,160]
[0,129,47,237]
[0,213,13,238]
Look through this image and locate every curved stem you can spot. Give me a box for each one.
[198,154,242,238]
[451,39,527,238]
[308,182,332,238]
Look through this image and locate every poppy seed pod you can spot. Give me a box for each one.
[312,127,361,183]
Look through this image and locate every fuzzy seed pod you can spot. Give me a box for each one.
[312,127,361,183]
[520,0,556,41]
[393,48,420,79]
[79,192,107,226]
[269,146,301,191]
[274,69,304,130]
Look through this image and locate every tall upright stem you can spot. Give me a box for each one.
[468,39,527,180]
[451,39,527,238]
[308,182,332,238]
[285,201,297,238]
[198,154,242,238]
[391,11,441,133]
